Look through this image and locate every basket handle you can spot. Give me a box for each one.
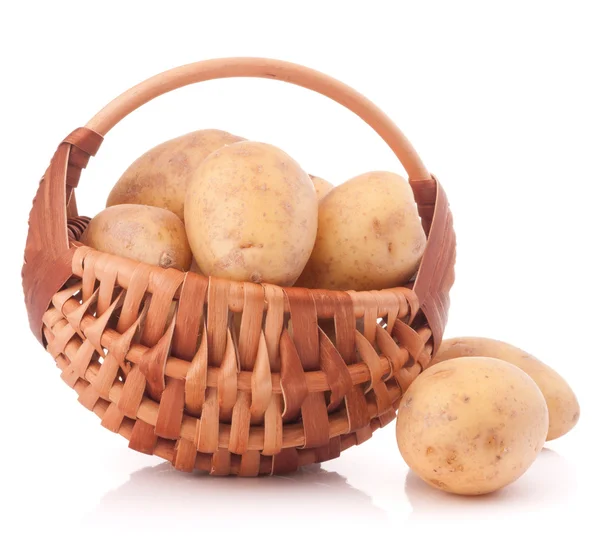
[24,57,454,351]
[86,57,430,180]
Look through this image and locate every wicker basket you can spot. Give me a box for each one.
[22,58,456,476]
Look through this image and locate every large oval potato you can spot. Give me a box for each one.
[296,171,426,291]
[185,141,318,285]
[309,175,334,201]
[397,357,549,495]
[81,204,192,270]
[107,129,245,219]
[430,337,580,441]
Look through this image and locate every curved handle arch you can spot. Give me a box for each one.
[86,57,430,181]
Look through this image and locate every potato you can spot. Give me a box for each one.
[396,357,548,495]
[81,204,192,270]
[430,337,580,441]
[309,175,334,201]
[295,171,426,291]
[107,129,245,219]
[185,141,318,285]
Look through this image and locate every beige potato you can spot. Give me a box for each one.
[107,129,245,219]
[396,357,549,495]
[185,141,318,285]
[430,337,580,441]
[296,171,426,291]
[81,204,192,270]
[309,175,334,201]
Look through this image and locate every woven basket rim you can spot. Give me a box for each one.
[69,240,420,298]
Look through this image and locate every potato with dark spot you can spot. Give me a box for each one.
[81,204,192,270]
[107,129,245,219]
[185,141,318,285]
[309,175,334,201]
[296,171,426,291]
[430,337,580,441]
[396,357,549,495]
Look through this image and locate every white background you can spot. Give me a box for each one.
[1,1,598,547]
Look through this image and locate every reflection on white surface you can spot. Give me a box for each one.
[83,461,390,529]
[81,446,577,535]
[404,448,577,520]
[50,432,589,547]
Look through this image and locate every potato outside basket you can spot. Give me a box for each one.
[22,58,456,476]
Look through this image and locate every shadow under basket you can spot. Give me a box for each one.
[22,58,456,476]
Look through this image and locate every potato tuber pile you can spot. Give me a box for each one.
[397,337,580,495]
[83,128,427,290]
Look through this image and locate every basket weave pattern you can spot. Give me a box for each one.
[23,59,456,475]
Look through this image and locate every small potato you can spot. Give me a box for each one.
[430,337,580,441]
[309,175,334,201]
[296,171,426,291]
[185,141,318,285]
[396,357,549,495]
[107,129,245,219]
[81,204,192,270]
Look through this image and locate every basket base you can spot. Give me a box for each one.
[40,248,434,477]
[63,356,398,475]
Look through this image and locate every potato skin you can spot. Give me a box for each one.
[430,337,580,441]
[396,357,548,495]
[107,129,244,219]
[296,171,426,291]
[309,175,334,201]
[185,141,318,285]
[81,204,192,270]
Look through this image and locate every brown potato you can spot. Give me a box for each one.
[396,357,549,495]
[81,204,192,270]
[296,171,426,291]
[185,141,318,285]
[309,175,334,201]
[430,337,580,441]
[107,129,245,219]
